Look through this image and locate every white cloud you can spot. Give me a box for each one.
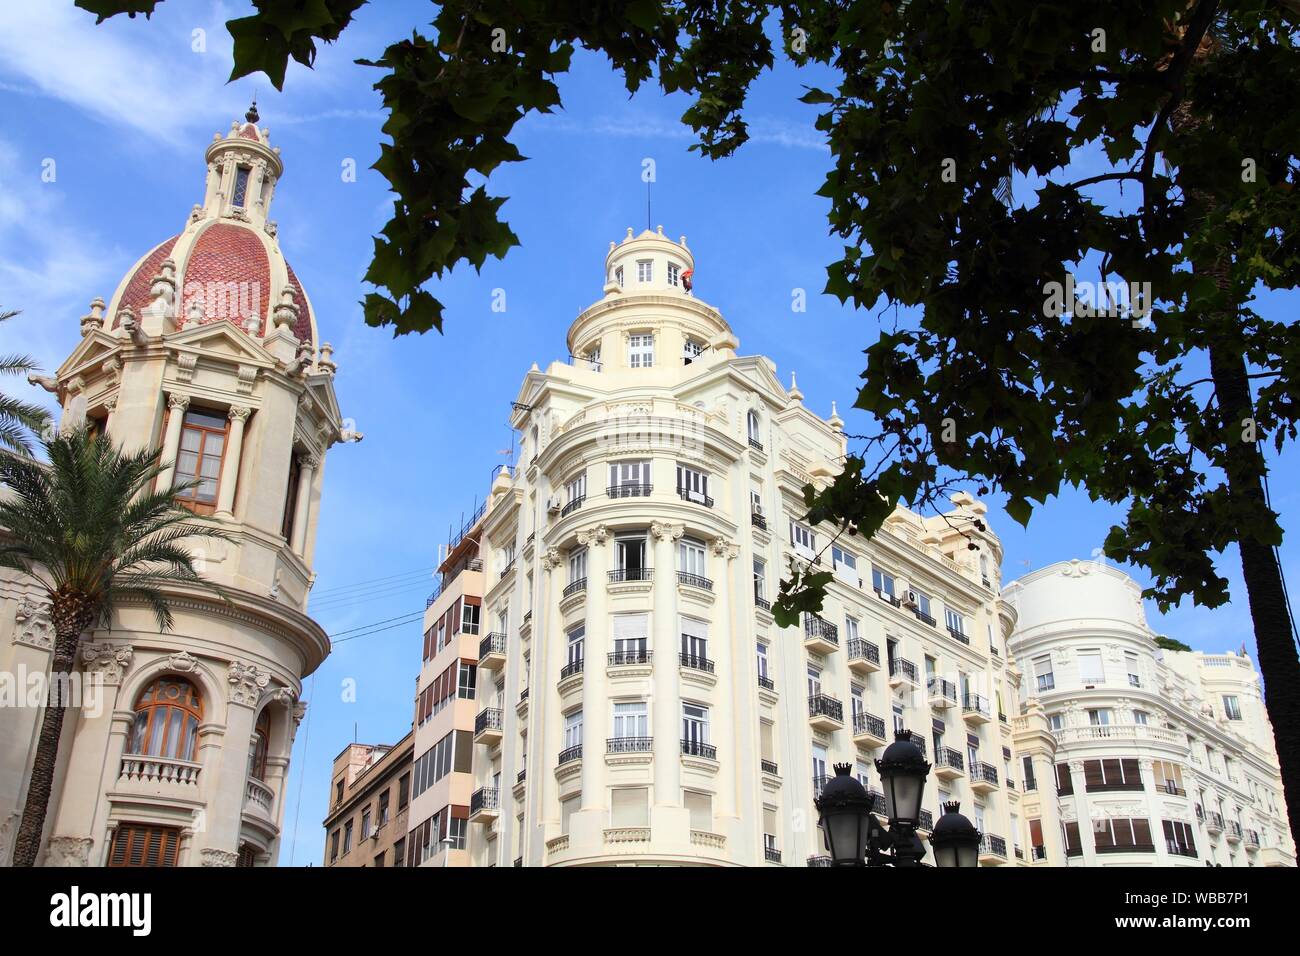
[525,112,829,152]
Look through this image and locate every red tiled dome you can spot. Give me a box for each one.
[111,235,180,328]
[180,223,271,334]
[284,261,315,344]
[238,123,260,140]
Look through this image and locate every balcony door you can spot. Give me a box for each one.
[682,704,709,746]
[680,616,708,663]
[616,534,647,574]
[613,613,647,660]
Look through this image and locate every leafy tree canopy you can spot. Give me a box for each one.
[1155,635,1196,653]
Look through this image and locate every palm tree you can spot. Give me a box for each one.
[0,427,228,867]
[0,308,52,455]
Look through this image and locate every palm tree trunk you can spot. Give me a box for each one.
[11,625,81,867]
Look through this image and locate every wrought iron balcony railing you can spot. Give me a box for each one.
[479,632,507,659]
[608,567,653,583]
[889,658,918,683]
[935,747,965,772]
[808,694,844,723]
[681,739,717,760]
[607,736,653,754]
[677,571,713,590]
[562,578,587,598]
[560,659,584,680]
[558,745,582,765]
[608,648,651,666]
[607,483,652,498]
[469,787,499,814]
[680,652,715,673]
[853,711,886,739]
[803,613,840,645]
[474,708,503,735]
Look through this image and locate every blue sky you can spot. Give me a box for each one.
[1,2,1296,866]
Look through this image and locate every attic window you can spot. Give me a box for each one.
[683,339,704,364]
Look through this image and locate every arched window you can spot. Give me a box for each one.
[129,677,203,762]
[248,707,271,781]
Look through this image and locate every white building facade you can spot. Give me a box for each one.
[454,227,1032,866]
[0,107,353,866]
[1004,560,1295,866]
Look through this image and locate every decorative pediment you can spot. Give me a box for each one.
[54,330,123,385]
[165,320,277,371]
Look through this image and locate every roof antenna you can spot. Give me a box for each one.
[646,178,651,232]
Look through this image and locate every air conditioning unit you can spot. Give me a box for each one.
[547,498,561,514]
[902,590,919,608]
[753,504,764,516]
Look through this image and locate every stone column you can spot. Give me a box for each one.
[198,660,267,863]
[1139,758,1171,864]
[156,393,190,490]
[215,405,251,517]
[709,535,739,825]
[577,525,609,811]
[1032,751,1065,863]
[1070,759,1096,865]
[291,454,318,555]
[537,547,566,861]
[650,522,684,808]
[43,641,133,865]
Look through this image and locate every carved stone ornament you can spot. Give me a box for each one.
[200,848,239,867]
[1059,558,1093,577]
[576,524,610,547]
[228,660,270,707]
[543,548,563,570]
[79,642,133,683]
[13,597,54,651]
[176,352,199,383]
[228,405,252,424]
[650,521,685,542]
[43,836,95,866]
[165,650,201,673]
[293,700,307,728]
[168,391,192,412]
[709,536,739,559]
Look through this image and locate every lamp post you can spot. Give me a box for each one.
[813,731,981,867]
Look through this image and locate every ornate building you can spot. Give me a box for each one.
[391,227,1033,866]
[0,106,355,867]
[1004,560,1295,866]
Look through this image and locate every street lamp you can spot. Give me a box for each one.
[930,801,981,868]
[814,731,945,867]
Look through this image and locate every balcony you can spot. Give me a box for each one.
[807,855,833,867]
[808,694,844,731]
[802,614,839,654]
[846,638,881,674]
[764,844,782,864]
[677,487,714,508]
[962,693,991,724]
[478,632,507,669]
[927,677,957,709]
[562,578,587,598]
[1226,821,1243,843]
[751,511,768,531]
[608,482,652,498]
[608,648,652,670]
[681,739,717,761]
[560,495,585,517]
[761,759,779,776]
[557,745,583,766]
[679,652,716,675]
[474,708,504,745]
[559,658,584,695]
[607,736,653,756]
[888,657,918,687]
[918,809,934,833]
[912,609,936,628]
[1245,829,1261,850]
[945,625,970,646]
[749,437,764,452]
[874,587,902,608]
[903,730,927,756]
[867,789,887,815]
[852,711,888,748]
[469,787,500,823]
[755,595,772,612]
[812,773,830,797]
[244,777,274,817]
[979,833,1008,864]
[757,674,776,694]
[1167,839,1198,858]
[1205,811,1225,835]
[118,755,202,788]
[1157,781,1187,797]
[677,571,713,591]
[934,747,965,780]
[608,567,653,584]
[971,761,1000,794]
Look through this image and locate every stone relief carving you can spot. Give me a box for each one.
[543,548,563,571]
[1059,558,1092,577]
[650,521,685,542]
[228,660,270,706]
[165,650,201,673]
[200,848,239,867]
[79,642,133,683]
[709,537,739,559]
[13,597,54,651]
[43,836,94,867]
[576,524,609,546]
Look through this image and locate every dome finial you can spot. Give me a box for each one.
[246,96,260,125]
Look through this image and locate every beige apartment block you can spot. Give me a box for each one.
[0,107,353,867]
[434,227,1034,866]
[1004,560,1295,866]
[324,735,413,867]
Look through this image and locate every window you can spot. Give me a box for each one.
[845,616,860,642]
[667,262,680,286]
[108,824,180,867]
[892,702,905,735]
[360,808,372,840]
[756,642,769,680]
[1033,655,1055,692]
[611,787,650,827]
[1153,760,1185,795]
[280,453,301,538]
[398,773,410,809]
[684,790,713,831]
[791,522,816,558]
[806,664,822,698]
[565,472,586,506]
[584,345,602,371]
[614,266,624,287]
[831,546,859,586]
[944,608,967,638]
[681,615,708,664]
[412,730,471,798]
[1022,755,1037,791]
[628,333,655,367]
[343,820,353,853]
[872,567,896,598]
[678,537,707,579]
[1082,757,1143,791]
[248,706,271,780]
[1133,709,1149,725]
[1093,817,1154,852]
[378,790,390,827]
[636,259,652,282]
[907,587,932,620]
[747,410,761,445]
[373,852,385,868]
[172,408,229,512]
[1055,762,1073,795]
[456,662,477,699]
[568,547,587,585]
[615,533,647,575]
[564,710,583,750]
[609,459,651,493]
[1223,695,1242,721]
[1062,820,1083,857]
[460,601,480,634]
[979,554,990,587]
[850,684,865,718]
[676,463,710,503]
[812,743,829,785]
[329,829,340,862]
[561,795,579,835]
[613,701,648,739]
[753,559,767,601]
[1163,820,1197,857]
[1077,649,1104,684]
[129,677,203,761]
[566,625,585,667]
[750,485,764,516]
[682,338,704,363]
[612,613,647,660]
[232,165,251,208]
[1125,651,1142,687]
[682,703,709,746]
[1087,708,1113,727]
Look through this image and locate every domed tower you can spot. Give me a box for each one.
[0,105,357,867]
